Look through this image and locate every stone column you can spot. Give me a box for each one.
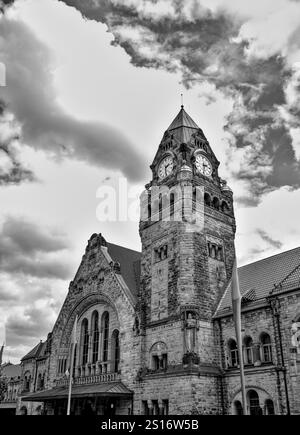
[158,399,164,416]
[147,400,153,416]
[253,343,262,367]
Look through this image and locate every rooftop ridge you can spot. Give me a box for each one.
[238,246,300,270]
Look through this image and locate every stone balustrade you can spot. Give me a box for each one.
[55,371,120,387]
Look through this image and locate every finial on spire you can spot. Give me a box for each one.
[181,93,184,109]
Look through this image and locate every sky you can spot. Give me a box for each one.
[0,0,300,362]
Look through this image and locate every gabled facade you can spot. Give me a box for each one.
[17,106,300,415]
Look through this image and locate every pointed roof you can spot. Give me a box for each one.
[165,106,206,144]
[168,106,200,131]
[21,341,47,362]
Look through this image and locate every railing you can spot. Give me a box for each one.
[55,372,120,387]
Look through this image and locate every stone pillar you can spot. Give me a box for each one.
[253,343,262,367]
[158,399,164,416]
[147,400,153,416]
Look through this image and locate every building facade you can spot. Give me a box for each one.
[18,106,300,415]
[0,363,21,415]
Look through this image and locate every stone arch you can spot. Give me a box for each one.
[230,385,276,415]
[59,292,120,349]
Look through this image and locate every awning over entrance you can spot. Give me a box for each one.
[22,382,133,402]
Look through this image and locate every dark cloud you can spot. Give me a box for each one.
[256,230,283,250]
[0,100,35,185]
[6,306,54,347]
[58,0,300,203]
[0,0,15,13]
[0,16,145,185]
[0,216,72,279]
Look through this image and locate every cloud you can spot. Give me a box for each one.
[0,13,145,185]
[256,229,283,250]
[0,100,35,185]
[58,0,300,204]
[0,271,68,361]
[0,0,15,13]
[6,305,56,347]
[235,186,300,265]
[0,216,72,279]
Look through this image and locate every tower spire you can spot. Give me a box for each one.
[181,93,184,109]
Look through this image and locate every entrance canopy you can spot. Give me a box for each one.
[23,382,133,402]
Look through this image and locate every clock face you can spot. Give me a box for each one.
[158,156,174,179]
[195,154,212,176]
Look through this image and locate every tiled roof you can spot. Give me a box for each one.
[216,246,300,315]
[107,243,141,297]
[23,382,133,401]
[272,262,300,294]
[21,341,47,361]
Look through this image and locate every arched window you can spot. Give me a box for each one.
[170,193,175,219]
[102,312,109,362]
[260,333,272,363]
[159,194,163,221]
[204,192,211,207]
[233,400,243,415]
[149,341,168,371]
[247,390,261,415]
[212,197,219,210]
[244,336,254,365]
[228,339,238,367]
[192,188,197,213]
[81,318,89,365]
[148,203,152,221]
[20,406,28,415]
[40,373,45,390]
[265,399,275,415]
[111,329,120,372]
[221,201,229,213]
[23,373,31,392]
[73,344,77,378]
[37,373,42,390]
[91,311,99,364]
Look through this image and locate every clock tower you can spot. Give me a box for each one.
[136,105,236,414]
